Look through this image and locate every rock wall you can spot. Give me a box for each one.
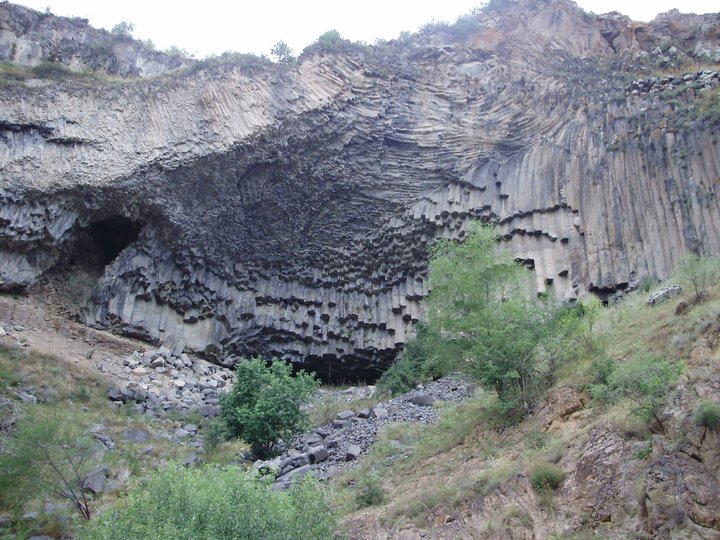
[1,0,719,379]
[0,3,185,77]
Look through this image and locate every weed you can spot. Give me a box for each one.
[354,473,386,508]
[693,401,720,429]
[530,462,566,492]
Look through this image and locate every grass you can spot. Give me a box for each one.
[0,343,213,538]
[307,387,382,428]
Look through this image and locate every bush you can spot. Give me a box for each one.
[694,401,720,429]
[608,352,682,433]
[219,358,318,458]
[529,462,566,492]
[0,406,97,519]
[79,463,336,540]
[677,254,720,301]
[377,322,440,395]
[355,473,386,508]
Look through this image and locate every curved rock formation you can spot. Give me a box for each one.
[1,0,719,379]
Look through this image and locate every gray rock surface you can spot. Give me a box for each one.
[259,374,472,489]
[1,0,719,379]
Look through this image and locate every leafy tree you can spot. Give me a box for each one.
[314,30,345,50]
[79,464,335,540]
[427,223,561,405]
[678,254,720,301]
[270,40,296,65]
[220,358,318,458]
[110,21,134,38]
[607,352,682,434]
[0,406,97,520]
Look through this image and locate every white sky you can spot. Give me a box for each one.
[14,0,720,59]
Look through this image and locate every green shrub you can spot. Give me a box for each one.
[694,401,720,429]
[608,352,682,433]
[677,254,720,301]
[79,464,336,540]
[589,353,615,385]
[377,322,440,395]
[314,30,345,50]
[219,358,318,458]
[0,406,97,519]
[529,462,566,492]
[355,473,386,508]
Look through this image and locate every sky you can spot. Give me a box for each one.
[15,0,720,59]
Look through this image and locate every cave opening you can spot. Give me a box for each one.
[31,215,143,320]
[86,217,142,266]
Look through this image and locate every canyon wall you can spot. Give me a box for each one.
[1,0,719,379]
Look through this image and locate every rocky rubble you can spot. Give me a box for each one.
[258,375,475,489]
[104,335,234,418]
[626,69,719,96]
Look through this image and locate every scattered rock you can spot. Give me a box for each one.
[345,444,362,461]
[648,285,682,306]
[336,410,357,421]
[122,427,150,444]
[409,393,434,406]
[18,391,37,403]
[309,445,329,464]
[82,468,108,494]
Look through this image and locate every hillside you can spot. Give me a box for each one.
[1,1,720,538]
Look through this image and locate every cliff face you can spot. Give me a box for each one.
[0,2,185,77]
[1,0,719,379]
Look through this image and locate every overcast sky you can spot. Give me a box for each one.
[15,0,720,59]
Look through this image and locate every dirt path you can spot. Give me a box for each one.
[0,293,151,379]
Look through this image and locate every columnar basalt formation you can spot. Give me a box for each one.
[1,0,719,379]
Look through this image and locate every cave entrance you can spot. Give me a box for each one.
[86,217,141,267]
[31,215,142,320]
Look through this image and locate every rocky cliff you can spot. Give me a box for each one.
[1,0,719,379]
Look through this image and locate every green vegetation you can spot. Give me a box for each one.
[0,406,97,519]
[694,401,720,429]
[110,21,134,38]
[377,322,441,395]
[270,40,296,65]
[382,223,567,408]
[79,464,335,540]
[354,473,386,508]
[529,462,566,492]
[220,358,318,457]
[678,254,720,301]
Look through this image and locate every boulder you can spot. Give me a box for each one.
[409,393,434,406]
[309,445,329,464]
[82,468,107,494]
[122,427,150,444]
[336,410,356,421]
[546,385,586,420]
[345,444,362,461]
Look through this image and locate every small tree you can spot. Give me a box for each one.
[110,21,134,38]
[427,223,561,405]
[220,358,318,458]
[678,254,720,301]
[270,41,296,65]
[608,352,682,434]
[0,406,97,520]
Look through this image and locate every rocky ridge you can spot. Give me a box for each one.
[1,0,720,378]
[0,3,185,77]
